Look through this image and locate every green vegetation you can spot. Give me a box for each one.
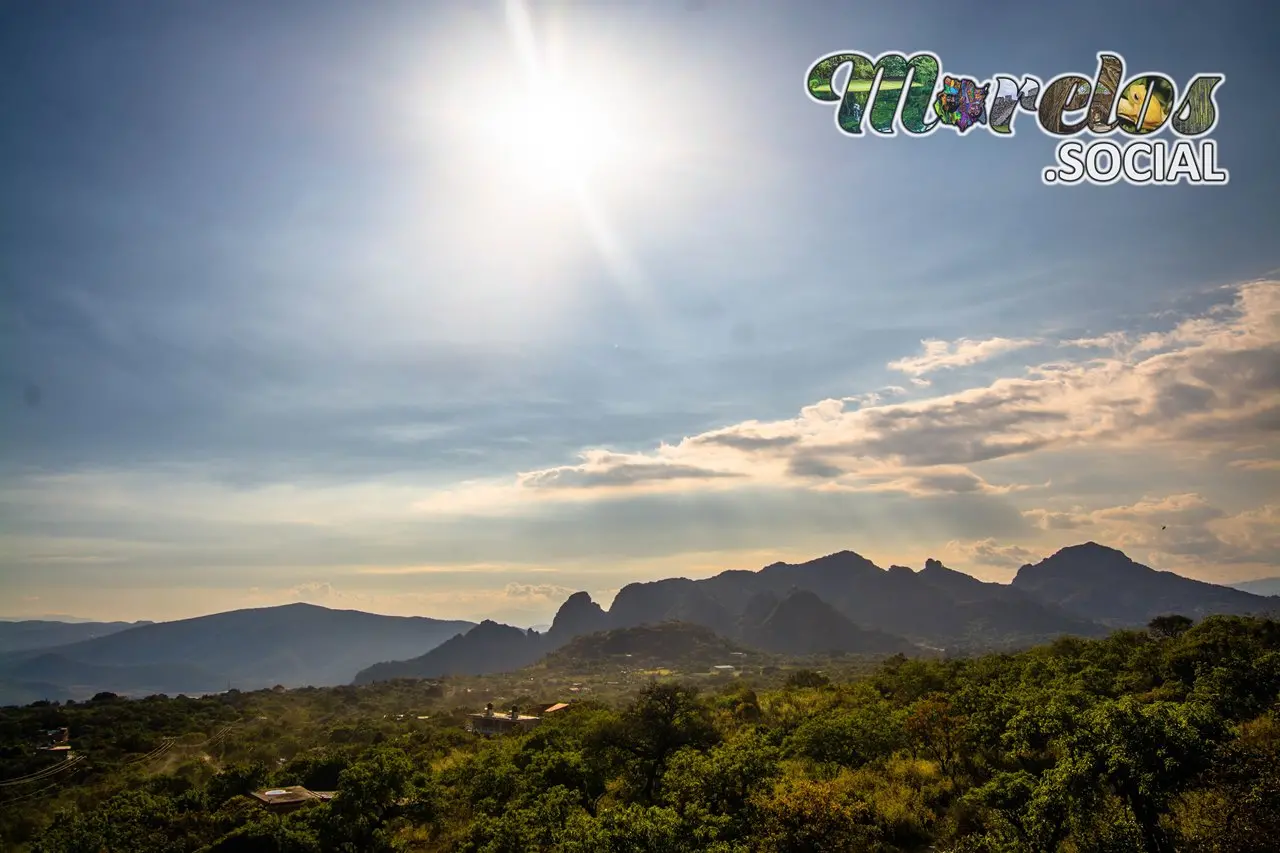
[2,615,1278,852]
[538,623,755,672]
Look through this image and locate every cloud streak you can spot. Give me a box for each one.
[888,336,1042,377]
[518,451,745,490]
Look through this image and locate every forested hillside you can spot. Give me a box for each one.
[1,614,1276,852]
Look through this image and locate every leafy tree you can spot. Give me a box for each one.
[967,770,1071,853]
[1148,614,1194,639]
[598,682,718,804]
[784,670,830,690]
[458,785,587,852]
[203,815,322,853]
[208,762,270,808]
[905,694,970,780]
[787,700,904,769]
[1064,698,1225,852]
[1171,713,1280,852]
[318,748,415,851]
[32,790,212,853]
[560,803,694,853]
[662,733,779,838]
[754,777,883,852]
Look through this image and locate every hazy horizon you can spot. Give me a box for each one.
[0,541,1275,627]
[3,0,1278,625]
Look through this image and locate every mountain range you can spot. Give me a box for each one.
[0,619,153,653]
[3,542,1275,705]
[353,542,1279,684]
[0,604,472,706]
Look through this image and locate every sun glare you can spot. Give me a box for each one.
[417,0,714,302]
[495,78,620,191]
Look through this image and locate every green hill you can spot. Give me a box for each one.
[0,614,1277,852]
[538,621,755,671]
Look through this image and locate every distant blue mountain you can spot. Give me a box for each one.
[0,603,472,706]
[0,620,151,653]
[1232,577,1280,597]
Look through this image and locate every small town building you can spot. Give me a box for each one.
[711,665,737,676]
[466,704,542,736]
[40,728,70,748]
[249,786,336,812]
[38,729,72,757]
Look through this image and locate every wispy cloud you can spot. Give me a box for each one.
[888,337,1042,377]
[518,451,745,490]
[502,282,1278,500]
[355,564,561,575]
[1060,333,1129,351]
[944,538,1042,570]
[1229,458,1280,472]
[262,579,583,622]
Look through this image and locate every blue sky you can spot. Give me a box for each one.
[2,0,1277,624]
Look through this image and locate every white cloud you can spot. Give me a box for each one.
[505,281,1279,499]
[888,336,1041,377]
[1060,332,1128,351]
[518,450,745,491]
[290,581,335,603]
[1018,493,1280,570]
[1023,507,1089,531]
[944,538,1042,570]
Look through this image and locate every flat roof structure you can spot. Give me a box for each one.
[249,786,336,811]
[466,703,542,735]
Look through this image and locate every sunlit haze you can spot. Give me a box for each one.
[2,0,1278,627]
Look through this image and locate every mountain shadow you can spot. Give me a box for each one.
[354,621,550,683]
[538,621,752,671]
[749,589,919,656]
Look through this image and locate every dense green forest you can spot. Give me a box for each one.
[1,614,1277,852]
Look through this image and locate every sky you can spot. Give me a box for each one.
[2,0,1277,626]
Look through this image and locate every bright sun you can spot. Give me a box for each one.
[461,0,626,196]
[497,80,619,190]
[423,0,686,297]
